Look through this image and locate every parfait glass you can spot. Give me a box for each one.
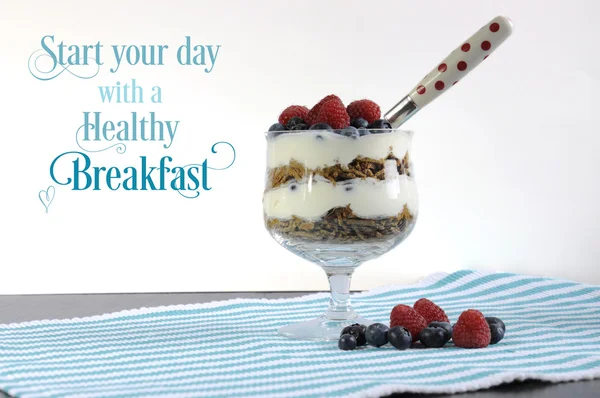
[263,128,418,340]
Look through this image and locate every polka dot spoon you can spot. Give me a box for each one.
[385,15,513,128]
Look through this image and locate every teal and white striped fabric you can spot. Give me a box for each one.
[1,270,600,398]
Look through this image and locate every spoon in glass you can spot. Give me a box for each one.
[385,15,514,128]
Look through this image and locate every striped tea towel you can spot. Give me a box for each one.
[0,270,600,398]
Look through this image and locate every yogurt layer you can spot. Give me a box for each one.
[263,176,418,220]
[267,130,413,169]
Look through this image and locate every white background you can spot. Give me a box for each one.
[0,0,598,294]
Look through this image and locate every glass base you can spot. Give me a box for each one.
[278,314,374,341]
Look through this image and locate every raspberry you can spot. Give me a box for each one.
[346,99,381,124]
[413,298,450,324]
[390,304,427,342]
[313,99,350,129]
[306,94,342,125]
[278,105,309,126]
[453,309,491,349]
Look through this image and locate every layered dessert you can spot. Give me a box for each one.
[264,95,417,245]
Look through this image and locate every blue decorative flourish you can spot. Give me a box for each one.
[206,141,236,171]
[177,141,236,199]
[75,125,126,154]
[28,49,100,81]
[38,186,55,213]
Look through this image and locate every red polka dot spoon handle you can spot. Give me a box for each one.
[385,15,513,128]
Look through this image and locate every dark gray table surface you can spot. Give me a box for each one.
[0,292,598,398]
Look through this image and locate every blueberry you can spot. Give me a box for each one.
[341,323,367,346]
[368,119,392,133]
[350,118,369,129]
[289,184,297,191]
[365,323,389,347]
[338,334,357,350]
[286,116,304,126]
[419,327,448,348]
[341,126,360,139]
[289,123,309,131]
[485,317,506,332]
[489,324,505,344]
[345,186,353,192]
[428,322,453,340]
[268,123,286,132]
[309,123,333,131]
[388,326,412,350]
[286,116,308,131]
[358,128,371,136]
[340,325,354,335]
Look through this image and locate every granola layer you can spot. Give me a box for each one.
[267,153,411,190]
[265,204,415,243]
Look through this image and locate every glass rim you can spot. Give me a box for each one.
[264,128,414,138]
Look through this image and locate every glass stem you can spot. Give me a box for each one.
[325,270,356,320]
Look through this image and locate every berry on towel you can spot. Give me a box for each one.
[485,317,506,332]
[390,304,427,342]
[388,326,412,350]
[488,323,505,344]
[419,326,449,348]
[340,323,367,346]
[338,334,357,350]
[485,317,506,344]
[365,323,389,347]
[453,309,491,349]
[414,298,450,324]
[428,321,453,341]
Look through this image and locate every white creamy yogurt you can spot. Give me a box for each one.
[266,130,412,169]
[263,176,418,220]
